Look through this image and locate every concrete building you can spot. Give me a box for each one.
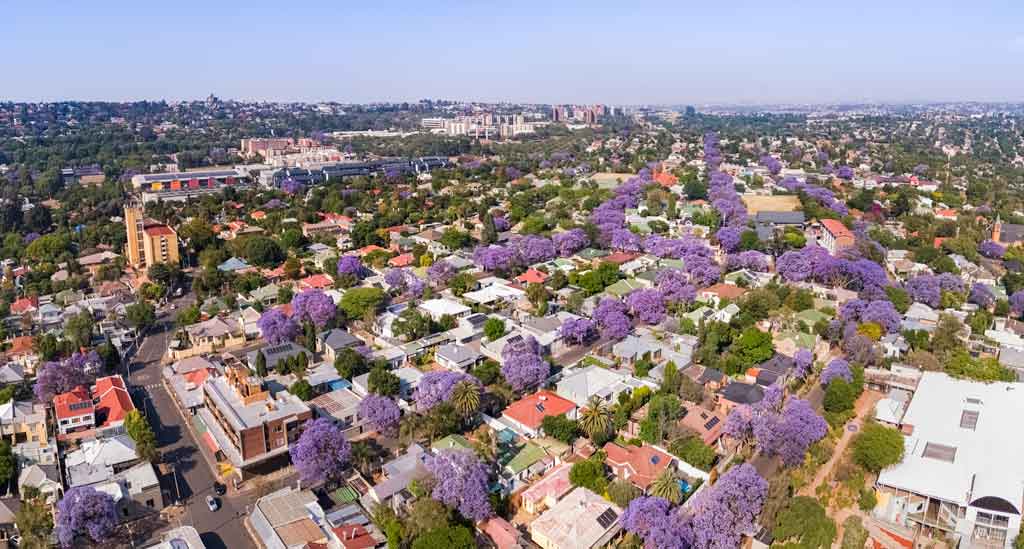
[819,219,855,254]
[200,366,311,476]
[530,487,622,549]
[124,204,180,269]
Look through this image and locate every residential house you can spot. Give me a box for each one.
[418,298,471,322]
[96,461,164,521]
[529,487,622,549]
[65,435,140,488]
[308,389,370,439]
[163,356,222,416]
[435,344,481,372]
[54,386,96,437]
[717,382,764,413]
[361,444,429,511]
[0,400,47,447]
[317,329,363,364]
[248,486,330,549]
[678,402,725,447]
[519,462,573,515]
[697,283,747,307]
[556,365,654,408]
[876,373,1024,548]
[819,219,855,254]
[352,367,422,401]
[18,464,62,504]
[93,375,136,437]
[501,391,577,437]
[176,316,245,359]
[602,442,674,491]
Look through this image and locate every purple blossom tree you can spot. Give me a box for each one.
[413,371,480,412]
[611,229,643,252]
[723,405,754,445]
[336,256,365,279]
[860,300,901,334]
[280,177,304,195]
[715,226,744,253]
[594,298,631,340]
[821,358,853,386]
[426,260,457,285]
[65,350,102,374]
[291,289,336,328]
[501,335,550,391]
[621,496,692,548]
[969,283,995,309]
[56,486,117,547]
[384,268,425,298]
[357,394,401,435]
[258,308,299,344]
[979,240,1006,259]
[290,418,352,484]
[689,463,767,549]
[513,235,556,264]
[473,245,517,272]
[794,348,813,379]
[625,289,667,325]
[425,449,493,521]
[726,251,770,272]
[492,216,510,232]
[560,318,596,346]
[1011,291,1024,317]
[771,398,828,466]
[34,358,93,402]
[657,269,697,305]
[552,229,590,257]
[837,166,854,180]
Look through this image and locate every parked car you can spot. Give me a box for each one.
[213,482,226,496]
[206,495,219,512]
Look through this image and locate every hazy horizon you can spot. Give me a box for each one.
[5,0,1024,105]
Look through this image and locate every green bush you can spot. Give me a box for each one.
[852,423,905,473]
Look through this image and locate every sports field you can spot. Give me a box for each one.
[742,195,802,214]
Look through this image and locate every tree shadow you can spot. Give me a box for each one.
[200,532,228,549]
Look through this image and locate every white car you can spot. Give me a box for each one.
[206,495,219,512]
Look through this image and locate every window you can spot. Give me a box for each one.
[960,410,979,430]
[922,443,957,463]
[146,499,154,508]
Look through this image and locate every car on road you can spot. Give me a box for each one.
[206,495,219,512]
[213,482,226,496]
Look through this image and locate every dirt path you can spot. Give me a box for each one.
[800,389,883,498]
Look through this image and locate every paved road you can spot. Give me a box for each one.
[128,298,256,549]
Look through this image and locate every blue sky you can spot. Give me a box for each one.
[4,0,1024,104]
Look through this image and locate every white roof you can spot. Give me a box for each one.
[530,487,622,549]
[418,298,470,318]
[877,372,1024,513]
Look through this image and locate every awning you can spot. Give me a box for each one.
[203,431,220,454]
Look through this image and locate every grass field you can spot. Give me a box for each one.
[742,195,802,214]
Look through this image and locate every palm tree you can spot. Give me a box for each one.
[649,468,682,504]
[579,396,613,441]
[350,440,373,477]
[451,381,481,417]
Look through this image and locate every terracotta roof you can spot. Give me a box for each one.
[388,253,415,267]
[701,283,747,300]
[820,218,853,239]
[8,336,34,355]
[503,391,576,431]
[93,376,136,428]
[143,225,175,237]
[602,442,673,490]
[356,245,386,257]
[10,296,38,315]
[299,274,334,290]
[515,268,548,285]
[54,386,93,420]
[332,524,377,549]
[603,251,640,265]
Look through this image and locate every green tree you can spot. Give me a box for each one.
[483,318,506,341]
[668,435,716,471]
[823,378,857,413]
[242,236,285,267]
[729,327,774,368]
[290,379,314,401]
[64,311,94,348]
[393,309,434,341]
[649,468,682,504]
[840,517,870,549]
[578,395,613,442]
[255,351,268,377]
[450,380,481,417]
[97,338,121,372]
[406,498,451,540]
[773,496,837,549]
[541,414,579,443]
[852,423,905,473]
[471,360,501,386]
[16,487,53,549]
[126,302,156,329]
[124,410,159,462]
[368,366,401,397]
[448,273,476,297]
[411,525,475,549]
[340,287,385,321]
[334,347,368,380]
[607,479,642,508]
[569,455,608,494]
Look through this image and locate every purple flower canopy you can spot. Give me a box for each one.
[552,229,590,257]
[689,463,767,549]
[425,449,493,521]
[291,289,336,328]
[625,288,666,325]
[501,335,550,391]
[337,255,365,278]
[357,394,401,434]
[290,418,351,483]
[258,308,299,344]
[594,297,630,340]
[56,486,118,547]
[821,358,852,386]
[413,371,480,411]
[560,317,596,346]
[426,260,457,285]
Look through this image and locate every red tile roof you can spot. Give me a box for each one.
[502,391,576,431]
[93,375,136,428]
[700,283,747,301]
[603,442,674,490]
[332,525,377,549]
[299,274,334,290]
[356,245,386,257]
[603,251,639,265]
[8,336,34,356]
[54,386,94,420]
[10,296,38,315]
[388,253,415,267]
[821,218,853,239]
[515,268,548,285]
[144,224,175,237]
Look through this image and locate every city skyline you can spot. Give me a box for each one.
[5,0,1024,105]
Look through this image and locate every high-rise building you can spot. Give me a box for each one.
[124,204,181,270]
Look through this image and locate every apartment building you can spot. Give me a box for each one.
[124,205,180,269]
[819,219,855,254]
[200,366,311,477]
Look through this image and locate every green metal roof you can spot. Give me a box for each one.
[503,442,546,474]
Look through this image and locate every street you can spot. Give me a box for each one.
[127,299,256,549]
